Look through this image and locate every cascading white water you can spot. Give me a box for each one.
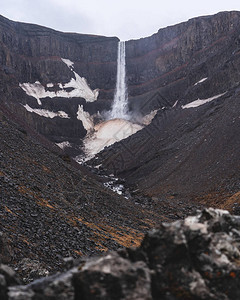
[109,41,129,120]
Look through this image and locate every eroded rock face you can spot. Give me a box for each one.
[1,12,240,158]
[92,12,240,206]
[6,208,240,300]
[0,14,119,149]
[0,15,118,93]
[126,11,240,114]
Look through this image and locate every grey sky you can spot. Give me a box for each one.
[1,0,240,40]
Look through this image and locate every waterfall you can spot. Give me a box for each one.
[109,41,129,120]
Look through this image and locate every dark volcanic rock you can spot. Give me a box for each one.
[1,104,178,284]
[94,89,240,211]
[0,14,118,91]
[1,11,240,296]
[2,11,240,158]
[6,208,240,300]
[0,232,12,264]
[0,264,20,300]
[126,11,240,114]
[92,12,240,209]
[136,208,240,299]
[0,14,119,148]
[73,252,151,299]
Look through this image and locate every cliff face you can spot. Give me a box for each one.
[126,11,240,113]
[0,15,119,151]
[1,12,240,155]
[90,11,240,210]
[0,15,118,94]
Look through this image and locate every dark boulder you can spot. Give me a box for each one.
[6,208,240,300]
[73,252,151,300]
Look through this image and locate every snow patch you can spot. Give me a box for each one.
[64,71,99,102]
[184,216,208,234]
[19,81,44,105]
[172,100,178,108]
[19,58,99,104]
[23,104,70,119]
[141,110,158,125]
[77,105,94,132]
[182,92,227,109]
[194,77,208,86]
[78,119,143,162]
[56,141,71,149]
[61,58,74,69]
[46,83,54,88]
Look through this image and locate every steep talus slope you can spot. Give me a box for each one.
[2,107,192,282]
[93,92,240,211]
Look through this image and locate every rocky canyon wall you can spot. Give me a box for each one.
[1,12,240,155]
[0,15,119,152]
[89,11,240,208]
[126,11,240,114]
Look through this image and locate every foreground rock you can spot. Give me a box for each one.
[3,208,240,299]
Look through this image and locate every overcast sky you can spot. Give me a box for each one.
[1,0,240,40]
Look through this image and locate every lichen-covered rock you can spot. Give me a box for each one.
[6,208,240,299]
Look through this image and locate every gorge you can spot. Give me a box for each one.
[0,10,240,299]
